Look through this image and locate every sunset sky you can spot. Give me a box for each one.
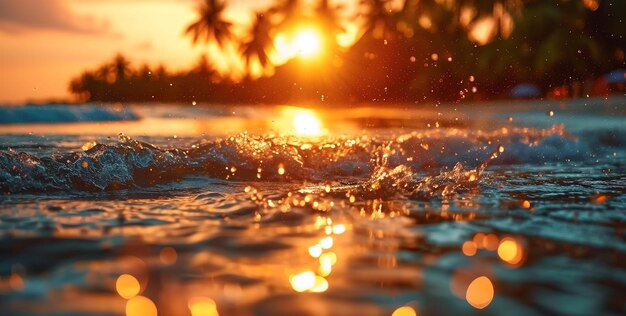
[0,0,275,104]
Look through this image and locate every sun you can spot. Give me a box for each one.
[292,28,322,57]
[272,27,323,63]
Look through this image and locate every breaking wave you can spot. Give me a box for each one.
[0,125,623,194]
[0,104,138,124]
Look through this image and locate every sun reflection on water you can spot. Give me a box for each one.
[293,111,323,136]
[285,212,348,294]
[289,271,317,292]
[276,107,326,137]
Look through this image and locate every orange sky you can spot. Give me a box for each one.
[0,0,272,104]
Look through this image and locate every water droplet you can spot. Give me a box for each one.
[278,164,285,175]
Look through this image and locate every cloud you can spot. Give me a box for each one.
[0,0,109,34]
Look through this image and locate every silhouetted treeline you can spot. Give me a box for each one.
[70,0,626,104]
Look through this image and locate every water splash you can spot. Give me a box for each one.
[0,125,619,194]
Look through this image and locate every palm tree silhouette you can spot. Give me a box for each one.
[314,0,345,46]
[185,0,233,48]
[241,13,274,71]
[359,0,400,41]
[270,0,301,30]
[96,64,113,84]
[112,54,131,83]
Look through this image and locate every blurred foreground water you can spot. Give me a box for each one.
[0,97,625,316]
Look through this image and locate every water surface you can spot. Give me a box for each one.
[1,98,625,316]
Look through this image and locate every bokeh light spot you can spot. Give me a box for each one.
[188,297,219,316]
[116,274,140,299]
[497,237,524,265]
[462,241,477,256]
[126,295,157,316]
[159,247,177,265]
[466,276,494,309]
[290,271,316,292]
[392,306,417,316]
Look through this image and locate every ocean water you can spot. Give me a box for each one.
[0,98,625,316]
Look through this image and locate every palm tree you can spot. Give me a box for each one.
[269,0,301,30]
[191,54,213,77]
[359,0,393,39]
[70,72,98,101]
[185,0,233,48]
[112,54,131,83]
[240,13,274,70]
[314,0,345,46]
[96,64,113,84]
